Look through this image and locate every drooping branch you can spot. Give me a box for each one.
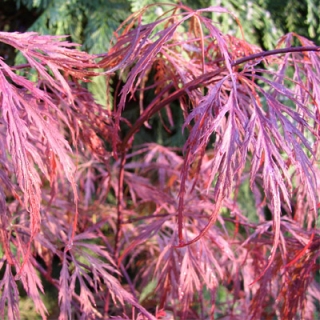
[233,46,320,67]
[121,45,320,151]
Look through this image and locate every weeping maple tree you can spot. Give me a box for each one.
[0,3,319,319]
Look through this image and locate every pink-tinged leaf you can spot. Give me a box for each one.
[179,241,220,293]
[58,235,156,319]
[59,251,71,320]
[0,61,79,239]
[283,232,315,268]
[0,32,96,81]
[119,216,169,266]
[69,256,99,317]
[124,172,175,206]
[0,32,99,247]
[178,87,244,246]
[18,260,48,319]
[0,262,20,320]
[0,68,42,237]
[250,166,281,284]
[116,14,193,115]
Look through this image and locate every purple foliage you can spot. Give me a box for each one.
[0,4,319,319]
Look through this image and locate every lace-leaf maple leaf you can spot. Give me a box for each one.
[0,32,97,242]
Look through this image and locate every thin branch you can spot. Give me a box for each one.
[233,46,320,67]
[121,46,320,150]
[113,151,127,262]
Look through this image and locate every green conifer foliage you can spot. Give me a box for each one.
[6,0,320,107]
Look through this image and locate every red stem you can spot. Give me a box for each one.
[113,151,127,261]
[121,46,320,149]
